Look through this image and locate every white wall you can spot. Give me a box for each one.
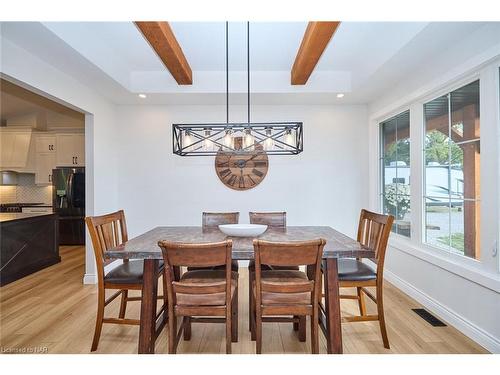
[115,104,368,240]
[366,23,500,353]
[0,35,120,283]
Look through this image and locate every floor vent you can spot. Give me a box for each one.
[412,308,447,327]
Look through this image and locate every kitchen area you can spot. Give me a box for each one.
[0,78,85,286]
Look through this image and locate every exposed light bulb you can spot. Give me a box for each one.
[336,93,344,98]
[203,129,213,151]
[243,128,254,151]
[264,128,274,150]
[284,129,295,148]
[183,130,193,151]
[223,129,234,150]
[138,94,147,99]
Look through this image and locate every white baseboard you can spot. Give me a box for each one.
[384,269,500,353]
[83,273,97,284]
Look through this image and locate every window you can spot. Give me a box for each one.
[380,110,411,237]
[423,80,480,259]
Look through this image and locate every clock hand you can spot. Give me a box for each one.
[247,153,261,161]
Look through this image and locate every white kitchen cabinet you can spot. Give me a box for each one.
[35,152,56,185]
[56,134,85,166]
[36,135,56,153]
[0,130,32,168]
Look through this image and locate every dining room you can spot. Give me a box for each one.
[1,1,500,373]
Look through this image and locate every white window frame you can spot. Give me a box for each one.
[496,63,500,273]
[370,57,500,292]
[378,109,412,238]
[421,77,481,258]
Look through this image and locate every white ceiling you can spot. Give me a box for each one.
[0,21,493,104]
[0,78,84,124]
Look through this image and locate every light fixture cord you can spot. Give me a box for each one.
[247,21,250,124]
[226,21,229,124]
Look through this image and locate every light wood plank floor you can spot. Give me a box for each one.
[0,246,488,354]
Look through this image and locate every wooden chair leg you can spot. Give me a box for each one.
[250,291,256,341]
[226,300,232,354]
[293,315,299,331]
[162,272,168,313]
[248,271,254,331]
[376,285,390,349]
[311,312,319,354]
[91,286,105,352]
[357,287,366,316]
[168,312,177,354]
[298,316,306,342]
[255,310,262,354]
[183,317,191,341]
[231,286,238,342]
[118,290,128,319]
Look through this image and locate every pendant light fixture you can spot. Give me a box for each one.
[173,22,303,156]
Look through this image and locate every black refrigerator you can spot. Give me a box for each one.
[52,167,85,245]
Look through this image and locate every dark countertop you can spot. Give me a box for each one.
[0,212,56,223]
[0,203,45,207]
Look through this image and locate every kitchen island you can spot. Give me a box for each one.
[0,212,60,286]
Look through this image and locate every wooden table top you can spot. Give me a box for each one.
[105,226,373,260]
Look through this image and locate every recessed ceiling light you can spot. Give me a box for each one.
[336,93,345,98]
[138,94,147,99]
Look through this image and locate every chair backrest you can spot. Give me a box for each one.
[253,238,325,305]
[158,240,233,306]
[249,212,286,227]
[356,209,394,272]
[85,210,129,279]
[202,212,239,228]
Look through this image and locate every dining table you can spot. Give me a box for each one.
[105,225,372,354]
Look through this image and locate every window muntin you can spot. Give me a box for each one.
[380,110,411,237]
[423,80,480,259]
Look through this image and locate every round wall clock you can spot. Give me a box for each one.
[215,144,269,191]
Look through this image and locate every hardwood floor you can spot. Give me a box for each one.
[0,246,488,354]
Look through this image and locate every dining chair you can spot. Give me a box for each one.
[327,209,394,349]
[158,239,238,354]
[248,212,303,338]
[249,211,287,227]
[251,238,325,354]
[85,210,167,352]
[202,211,240,228]
[194,212,240,272]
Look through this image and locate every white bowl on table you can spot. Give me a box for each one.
[218,224,268,237]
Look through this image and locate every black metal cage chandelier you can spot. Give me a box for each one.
[172,22,304,156]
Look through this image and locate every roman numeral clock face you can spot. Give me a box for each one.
[215,147,269,190]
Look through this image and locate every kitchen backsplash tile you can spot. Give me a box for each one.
[0,186,17,203]
[0,174,52,205]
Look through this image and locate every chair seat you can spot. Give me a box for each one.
[253,270,311,305]
[176,270,238,306]
[187,259,239,272]
[338,258,376,281]
[248,260,299,272]
[104,260,164,285]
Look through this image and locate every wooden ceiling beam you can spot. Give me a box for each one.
[291,21,341,85]
[134,21,192,85]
